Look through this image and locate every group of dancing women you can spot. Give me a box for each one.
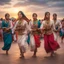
[1,11,64,58]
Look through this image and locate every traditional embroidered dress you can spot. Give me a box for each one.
[2,20,13,51]
[53,20,61,40]
[40,20,60,53]
[29,20,41,49]
[13,20,28,53]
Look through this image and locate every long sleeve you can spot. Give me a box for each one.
[27,21,33,31]
[9,21,13,29]
[40,21,44,29]
[12,21,18,34]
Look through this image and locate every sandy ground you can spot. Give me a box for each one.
[0,38,64,64]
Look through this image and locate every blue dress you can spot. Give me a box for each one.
[2,21,12,51]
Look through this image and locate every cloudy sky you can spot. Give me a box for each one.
[0,0,64,19]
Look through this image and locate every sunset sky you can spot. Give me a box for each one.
[0,0,64,19]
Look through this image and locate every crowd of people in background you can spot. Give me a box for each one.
[0,11,64,58]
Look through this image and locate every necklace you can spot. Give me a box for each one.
[46,20,50,24]
[33,20,38,25]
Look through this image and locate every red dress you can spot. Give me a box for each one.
[44,33,60,53]
[41,20,60,53]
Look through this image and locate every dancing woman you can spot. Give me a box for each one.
[29,13,41,57]
[40,12,60,57]
[13,11,29,58]
[2,13,13,55]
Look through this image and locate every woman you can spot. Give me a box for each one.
[40,12,60,57]
[52,13,61,41]
[29,13,41,57]
[13,11,30,58]
[2,13,13,55]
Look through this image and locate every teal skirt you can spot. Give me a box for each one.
[2,31,12,51]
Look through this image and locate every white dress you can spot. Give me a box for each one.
[52,20,61,40]
[13,20,28,53]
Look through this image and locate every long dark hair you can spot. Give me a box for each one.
[18,11,30,22]
[44,12,50,20]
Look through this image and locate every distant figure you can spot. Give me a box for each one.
[0,18,4,21]
[60,19,64,43]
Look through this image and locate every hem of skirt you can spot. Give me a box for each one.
[45,46,60,53]
[2,48,9,51]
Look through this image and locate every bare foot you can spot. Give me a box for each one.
[32,55,37,58]
[50,52,55,57]
[20,56,25,59]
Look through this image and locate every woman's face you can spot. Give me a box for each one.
[33,14,37,20]
[18,12,22,19]
[53,15,57,20]
[46,13,50,19]
[5,14,10,20]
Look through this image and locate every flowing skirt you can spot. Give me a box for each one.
[2,31,12,51]
[29,34,35,51]
[34,34,41,48]
[18,34,28,53]
[44,33,60,53]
